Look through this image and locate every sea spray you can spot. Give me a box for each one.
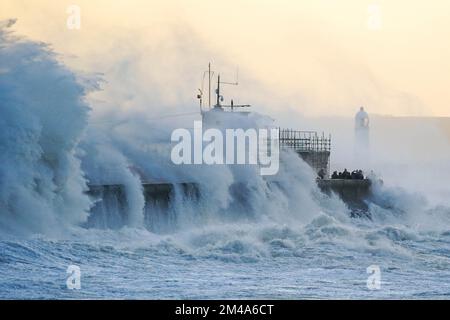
[0,21,91,236]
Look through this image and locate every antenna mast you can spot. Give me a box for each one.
[198,64,249,111]
[216,74,221,107]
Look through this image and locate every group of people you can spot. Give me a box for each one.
[331,169,364,180]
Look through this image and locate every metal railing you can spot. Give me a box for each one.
[279,129,331,152]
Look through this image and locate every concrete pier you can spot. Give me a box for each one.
[317,179,372,216]
[86,178,373,228]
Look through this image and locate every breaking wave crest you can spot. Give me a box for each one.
[0,21,91,236]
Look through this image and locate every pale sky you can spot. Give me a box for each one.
[1,0,450,117]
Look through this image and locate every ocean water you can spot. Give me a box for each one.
[1,218,450,299]
[1,20,450,300]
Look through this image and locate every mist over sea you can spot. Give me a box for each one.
[1,21,450,299]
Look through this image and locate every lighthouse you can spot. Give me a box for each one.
[354,106,370,167]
